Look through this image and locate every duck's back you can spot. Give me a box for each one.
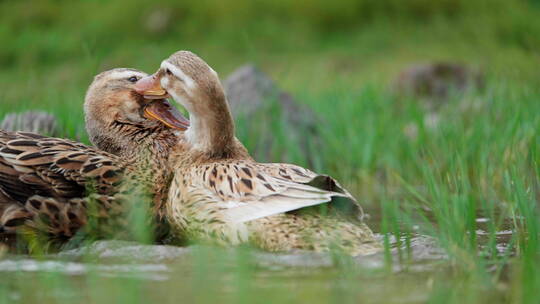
[0,130,126,237]
[166,158,379,253]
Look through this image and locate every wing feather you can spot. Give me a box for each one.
[0,130,125,204]
[188,161,362,224]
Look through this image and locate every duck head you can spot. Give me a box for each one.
[135,51,236,156]
[85,68,190,155]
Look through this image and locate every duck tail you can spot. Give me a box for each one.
[248,215,382,256]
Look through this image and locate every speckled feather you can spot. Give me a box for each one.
[167,156,380,255]
[0,129,179,239]
[149,51,382,255]
[0,68,182,240]
[0,130,126,236]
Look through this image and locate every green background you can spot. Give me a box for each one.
[0,1,539,303]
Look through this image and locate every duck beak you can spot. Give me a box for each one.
[135,74,169,99]
[144,100,190,131]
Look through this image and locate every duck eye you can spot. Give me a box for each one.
[127,76,138,83]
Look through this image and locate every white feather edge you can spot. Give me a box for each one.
[214,167,359,223]
[222,192,344,224]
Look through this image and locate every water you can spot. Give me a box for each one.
[0,234,448,278]
[0,220,515,304]
[0,227,512,275]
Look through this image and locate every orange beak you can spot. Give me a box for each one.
[135,74,169,99]
[143,100,190,131]
[136,73,189,131]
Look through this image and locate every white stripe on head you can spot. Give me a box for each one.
[209,66,218,78]
[105,70,147,81]
[161,61,197,92]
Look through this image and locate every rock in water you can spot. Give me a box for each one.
[0,111,59,136]
[58,240,191,262]
[223,64,320,165]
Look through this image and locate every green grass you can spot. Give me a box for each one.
[1,82,537,304]
[1,0,540,303]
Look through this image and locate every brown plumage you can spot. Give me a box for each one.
[136,51,382,255]
[0,68,188,241]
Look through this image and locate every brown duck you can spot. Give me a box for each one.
[135,51,382,255]
[0,68,189,240]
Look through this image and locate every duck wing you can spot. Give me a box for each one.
[189,161,362,224]
[0,130,128,235]
[0,130,124,204]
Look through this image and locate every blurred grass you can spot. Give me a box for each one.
[1,0,539,303]
[2,0,540,113]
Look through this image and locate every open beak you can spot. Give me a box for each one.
[135,74,169,99]
[143,100,190,131]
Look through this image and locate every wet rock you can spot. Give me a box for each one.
[1,111,60,136]
[254,251,333,269]
[223,64,320,164]
[394,62,484,108]
[0,258,169,280]
[58,240,191,262]
[0,235,450,281]
[404,235,447,261]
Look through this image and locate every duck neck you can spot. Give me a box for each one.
[89,120,178,167]
[185,94,236,159]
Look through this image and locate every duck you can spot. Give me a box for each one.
[0,68,189,241]
[135,51,382,255]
